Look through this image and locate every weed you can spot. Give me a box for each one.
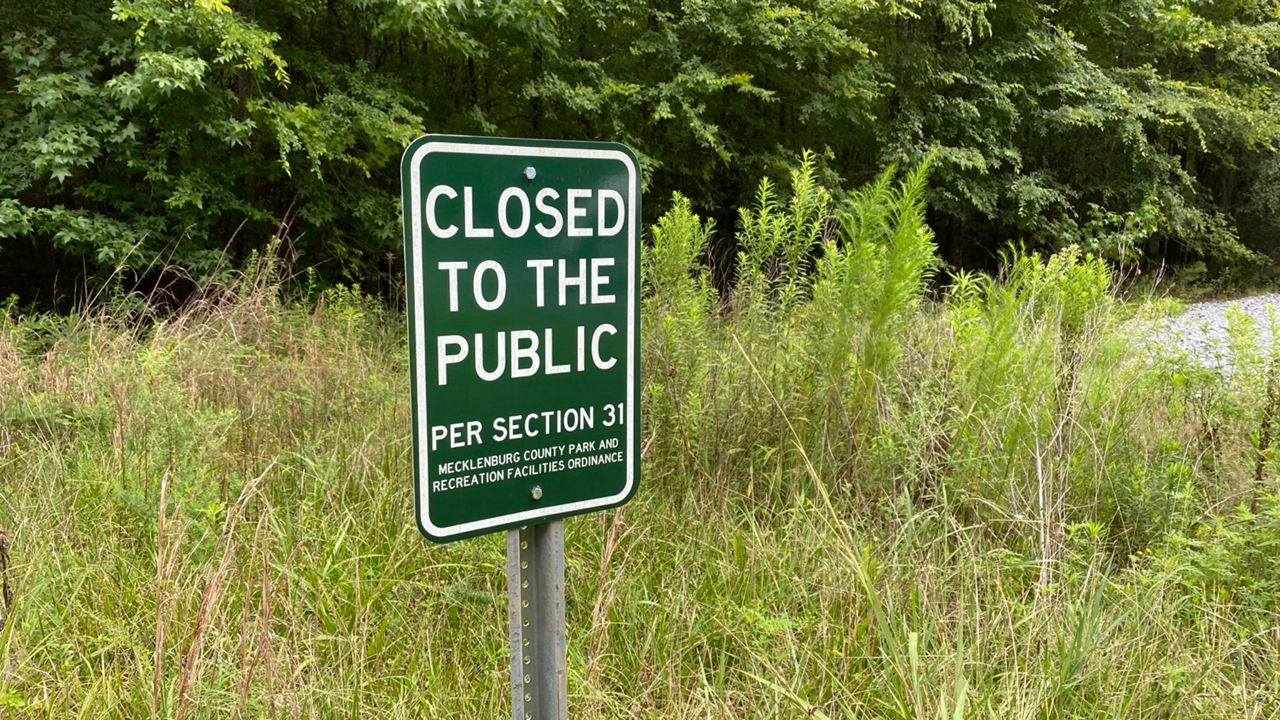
[0,161,1277,718]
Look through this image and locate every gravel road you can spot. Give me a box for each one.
[1145,293,1280,368]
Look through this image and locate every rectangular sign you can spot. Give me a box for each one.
[401,135,641,542]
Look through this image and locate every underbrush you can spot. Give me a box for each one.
[1,160,1278,718]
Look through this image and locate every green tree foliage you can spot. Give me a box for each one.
[2,0,1279,301]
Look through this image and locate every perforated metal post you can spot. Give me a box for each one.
[507,521,567,720]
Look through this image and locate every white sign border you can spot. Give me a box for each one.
[407,140,638,539]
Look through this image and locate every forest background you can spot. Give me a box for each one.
[4,0,1280,305]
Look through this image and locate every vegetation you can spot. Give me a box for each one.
[2,162,1278,718]
[5,0,1280,303]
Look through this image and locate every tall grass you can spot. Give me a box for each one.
[1,161,1278,718]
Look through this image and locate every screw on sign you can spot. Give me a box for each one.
[400,135,641,719]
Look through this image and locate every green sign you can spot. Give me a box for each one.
[400,135,641,543]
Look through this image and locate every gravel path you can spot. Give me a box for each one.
[1145,293,1280,368]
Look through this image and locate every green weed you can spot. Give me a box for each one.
[1,162,1278,718]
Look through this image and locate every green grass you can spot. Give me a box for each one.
[2,162,1279,718]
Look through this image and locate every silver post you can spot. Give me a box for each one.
[507,520,567,720]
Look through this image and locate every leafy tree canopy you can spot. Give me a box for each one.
[2,0,1279,304]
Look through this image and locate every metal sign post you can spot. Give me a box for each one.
[507,521,567,720]
[400,134,640,719]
